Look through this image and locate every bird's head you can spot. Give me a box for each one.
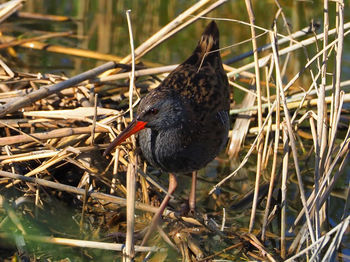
[103,93,186,156]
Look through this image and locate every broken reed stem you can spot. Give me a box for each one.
[0,61,118,117]
[245,0,263,234]
[270,30,316,244]
[0,31,73,49]
[280,124,289,259]
[124,9,136,262]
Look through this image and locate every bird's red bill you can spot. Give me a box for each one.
[103,119,147,156]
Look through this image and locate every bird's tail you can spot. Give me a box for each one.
[198,21,220,55]
[183,21,221,67]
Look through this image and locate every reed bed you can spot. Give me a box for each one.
[0,0,349,261]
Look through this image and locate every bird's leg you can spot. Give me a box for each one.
[141,173,177,246]
[188,171,197,213]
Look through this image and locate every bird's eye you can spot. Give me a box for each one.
[150,108,159,115]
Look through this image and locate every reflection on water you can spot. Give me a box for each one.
[9,0,349,80]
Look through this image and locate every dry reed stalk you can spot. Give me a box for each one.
[273,0,294,78]
[0,33,125,62]
[245,0,264,233]
[231,80,350,115]
[124,10,136,261]
[290,121,350,231]
[0,0,24,23]
[0,146,100,163]
[246,93,350,126]
[285,215,350,262]
[0,125,109,146]
[99,0,212,78]
[120,0,212,63]
[227,22,350,77]
[0,31,73,49]
[270,31,316,245]
[197,242,244,261]
[0,62,118,117]
[330,0,345,143]
[227,91,255,158]
[229,80,267,101]
[134,0,228,63]
[313,0,330,244]
[261,65,274,168]
[17,11,71,21]
[224,22,313,64]
[23,107,118,121]
[0,233,163,252]
[280,124,289,259]
[0,59,14,78]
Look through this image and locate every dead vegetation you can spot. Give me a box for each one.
[0,0,349,261]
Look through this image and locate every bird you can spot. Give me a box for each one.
[104,21,230,245]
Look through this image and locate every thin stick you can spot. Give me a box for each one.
[245,0,263,233]
[91,93,98,145]
[124,10,136,262]
[280,124,289,259]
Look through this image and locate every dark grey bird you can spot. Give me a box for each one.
[104,21,230,245]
